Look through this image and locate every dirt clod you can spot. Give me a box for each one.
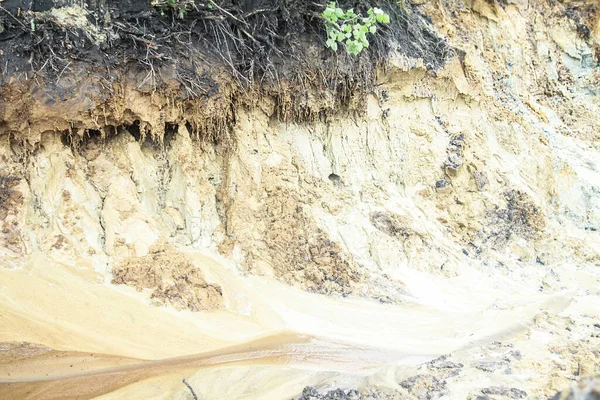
[0,175,24,255]
[370,212,412,239]
[259,188,363,296]
[399,374,449,400]
[480,386,527,399]
[112,245,223,311]
[478,190,546,250]
[294,386,361,400]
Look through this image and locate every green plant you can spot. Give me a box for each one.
[321,2,390,56]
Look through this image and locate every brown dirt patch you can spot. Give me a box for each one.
[0,176,25,256]
[369,211,414,239]
[260,188,363,296]
[484,190,546,247]
[112,245,223,311]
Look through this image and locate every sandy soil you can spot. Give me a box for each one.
[1,250,596,399]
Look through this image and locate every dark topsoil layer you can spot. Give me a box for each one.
[0,0,452,76]
[0,0,454,142]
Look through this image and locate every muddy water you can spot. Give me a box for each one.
[0,250,576,399]
[0,333,412,399]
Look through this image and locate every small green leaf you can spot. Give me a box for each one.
[346,40,357,54]
[382,14,390,24]
[335,8,344,18]
[347,40,364,55]
[369,25,376,34]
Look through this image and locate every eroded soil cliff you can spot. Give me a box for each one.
[0,0,600,399]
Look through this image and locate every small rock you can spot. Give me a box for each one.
[536,256,545,265]
[400,375,448,400]
[427,355,464,369]
[294,387,362,400]
[303,387,319,397]
[324,388,348,400]
[481,386,527,399]
[474,361,509,373]
[435,179,452,193]
[450,134,465,147]
[474,171,489,191]
[443,154,463,176]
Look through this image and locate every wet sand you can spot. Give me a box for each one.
[0,332,417,399]
[0,252,576,399]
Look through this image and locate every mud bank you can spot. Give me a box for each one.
[1,0,600,399]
